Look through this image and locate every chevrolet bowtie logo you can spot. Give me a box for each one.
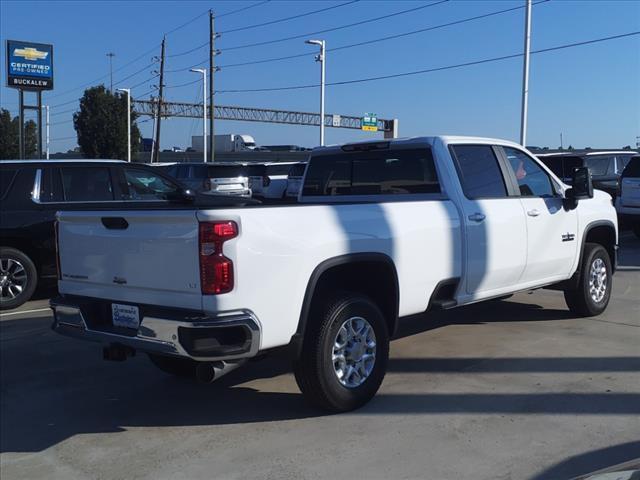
[14,47,48,61]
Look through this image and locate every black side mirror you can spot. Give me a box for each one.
[571,166,594,200]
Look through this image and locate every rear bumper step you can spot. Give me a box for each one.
[50,297,261,362]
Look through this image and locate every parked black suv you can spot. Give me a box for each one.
[0,160,190,310]
[537,151,636,198]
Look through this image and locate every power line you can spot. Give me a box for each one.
[216,31,640,93]
[220,0,359,34]
[219,0,548,69]
[166,0,452,72]
[217,0,271,18]
[222,0,448,52]
[165,78,201,89]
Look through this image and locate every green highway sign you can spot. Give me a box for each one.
[362,113,378,132]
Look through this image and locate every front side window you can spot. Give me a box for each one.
[584,156,612,176]
[123,168,179,201]
[503,147,555,197]
[451,145,507,199]
[60,167,114,202]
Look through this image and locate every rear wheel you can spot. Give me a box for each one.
[148,354,197,378]
[564,243,612,317]
[0,248,37,311]
[294,293,389,412]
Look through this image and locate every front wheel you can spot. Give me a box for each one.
[294,293,389,412]
[0,247,38,311]
[564,243,612,317]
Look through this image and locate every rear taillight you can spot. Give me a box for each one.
[262,175,271,187]
[199,221,238,294]
[54,220,61,280]
[203,178,212,190]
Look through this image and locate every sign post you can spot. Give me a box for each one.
[361,113,378,132]
[6,40,54,159]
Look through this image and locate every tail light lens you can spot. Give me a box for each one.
[199,221,238,294]
[262,175,271,187]
[54,220,61,280]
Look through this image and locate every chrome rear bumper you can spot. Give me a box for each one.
[50,298,261,362]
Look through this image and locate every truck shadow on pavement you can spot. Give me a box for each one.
[2,295,639,455]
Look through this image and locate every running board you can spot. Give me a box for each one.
[430,299,458,310]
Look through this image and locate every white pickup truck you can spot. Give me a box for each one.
[51,136,617,412]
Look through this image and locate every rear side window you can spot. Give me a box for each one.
[303,148,439,197]
[60,167,114,201]
[288,163,307,177]
[451,145,507,199]
[0,167,18,200]
[621,157,640,178]
[39,168,64,202]
[539,157,564,179]
[123,168,179,201]
[246,165,266,176]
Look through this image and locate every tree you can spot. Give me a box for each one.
[73,85,141,159]
[0,108,38,159]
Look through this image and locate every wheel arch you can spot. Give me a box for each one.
[582,220,617,273]
[291,253,399,357]
[0,237,41,274]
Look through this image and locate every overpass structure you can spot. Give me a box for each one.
[132,100,399,139]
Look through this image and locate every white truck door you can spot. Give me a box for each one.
[501,147,578,282]
[449,145,527,296]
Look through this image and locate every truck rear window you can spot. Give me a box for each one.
[207,166,245,178]
[303,148,440,197]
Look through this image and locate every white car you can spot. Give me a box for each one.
[249,162,305,199]
[285,162,308,198]
[51,136,617,412]
[615,155,640,238]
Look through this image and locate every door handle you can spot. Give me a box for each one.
[468,213,486,222]
[527,209,540,217]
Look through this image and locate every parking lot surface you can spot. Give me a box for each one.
[1,233,639,480]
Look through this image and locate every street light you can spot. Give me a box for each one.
[305,39,325,147]
[191,68,208,162]
[116,88,131,162]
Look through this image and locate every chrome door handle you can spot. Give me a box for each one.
[527,209,540,217]
[468,213,486,222]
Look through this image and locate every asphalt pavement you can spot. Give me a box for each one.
[1,233,639,480]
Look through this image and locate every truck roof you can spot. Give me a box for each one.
[314,135,525,155]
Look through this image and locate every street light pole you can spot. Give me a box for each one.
[117,88,131,162]
[519,0,532,146]
[306,39,326,146]
[191,68,207,163]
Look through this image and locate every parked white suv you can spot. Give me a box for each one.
[51,136,617,412]
[615,155,640,238]
[249,162,305,199]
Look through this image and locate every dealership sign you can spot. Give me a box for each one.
[6,40,54,90]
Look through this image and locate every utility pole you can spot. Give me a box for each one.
[519,0,532,146]
[190,69,207,163]
[45,105,50,160]
[560,132,563,149]
[106,52,116,92]
[209,10,217,162]
[117,89,131,162]
[153,38,166,163]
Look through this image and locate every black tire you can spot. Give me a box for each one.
[293,293,389,412]
[564,243,612,317]
[148,354,197,378]
[0,247,38,311]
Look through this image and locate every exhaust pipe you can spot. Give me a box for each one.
[195,360,246,384]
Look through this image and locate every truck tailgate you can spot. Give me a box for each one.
[57,210,202,310]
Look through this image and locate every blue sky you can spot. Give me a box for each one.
[1,0,639,153]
